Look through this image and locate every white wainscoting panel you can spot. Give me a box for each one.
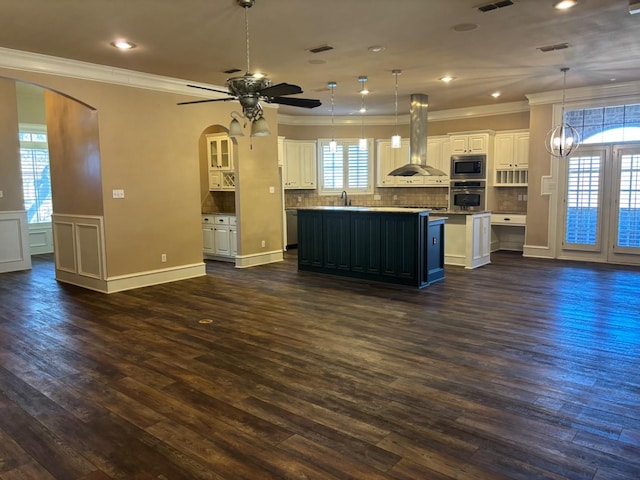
[29,223,54,254]
[52,214,106,291]
[0,211,31,273]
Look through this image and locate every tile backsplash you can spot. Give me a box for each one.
[285,188,449,209]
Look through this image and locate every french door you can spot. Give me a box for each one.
[558,144,640,265]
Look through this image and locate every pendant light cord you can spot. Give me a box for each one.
[393,70,401,136]
[245,5,251,74]
[560,67,569,124]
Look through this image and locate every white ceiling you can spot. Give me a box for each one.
[2,0,639,116]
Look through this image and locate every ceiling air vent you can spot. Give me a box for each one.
[477,0,514,12]
[537,43,570,53]
[308,44,334,54]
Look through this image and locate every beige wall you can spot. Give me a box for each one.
[0,68,282,280]
[526,103,553,247]
[0,78,23,212]
[45,90,103,216]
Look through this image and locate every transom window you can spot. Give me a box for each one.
[566,103,640,144]
[318,139,373,195]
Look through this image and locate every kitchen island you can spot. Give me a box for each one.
[441,211,491,269]
[297,206,445,288]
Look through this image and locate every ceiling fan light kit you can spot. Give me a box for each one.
[178,0,320,137]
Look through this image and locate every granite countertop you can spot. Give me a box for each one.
[296,206,431,213]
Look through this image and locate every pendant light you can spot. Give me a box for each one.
[328,81,337,153]
[358,76,368,151]
[391,69,402,149]
[545,67,580,158]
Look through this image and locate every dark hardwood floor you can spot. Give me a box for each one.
[0,251,639,479]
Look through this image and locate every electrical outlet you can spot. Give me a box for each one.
[161,253,167,262]
[261,240,266,248]
[297,196,302,202]
[393,195,398,200]
[374,194,381,200]
[269,186,275,193]
[112,189,125,199]
[0,190,3,198]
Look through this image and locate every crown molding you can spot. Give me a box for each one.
[526,81,640,106]
[278,101,530,126]
[0,46,228,98]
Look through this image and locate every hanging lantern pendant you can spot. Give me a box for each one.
[545,67,580,158]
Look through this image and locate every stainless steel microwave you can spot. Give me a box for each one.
[450,154,486,180]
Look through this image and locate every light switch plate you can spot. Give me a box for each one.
[112,189,125,199]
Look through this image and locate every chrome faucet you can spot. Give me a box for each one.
[340,190,349,206]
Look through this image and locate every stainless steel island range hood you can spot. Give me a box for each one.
[388,94,446,177]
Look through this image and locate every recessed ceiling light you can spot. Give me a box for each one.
[491,92,501,98]
[368,45,385,53]
[440,76,455,83]
[554,0,578,10]
[110,40,136,50]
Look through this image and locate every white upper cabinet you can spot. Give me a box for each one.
[425,136,451,186]
[283,140,317,189]
[449,133,490,155]
[207,133,233,170]
[495,131,529,170]
[377,140,417,187]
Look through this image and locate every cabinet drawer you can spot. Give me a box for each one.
[229,216,237,226]
[214,215,230,225]
[202,215,216,224]
[491,214,526,226]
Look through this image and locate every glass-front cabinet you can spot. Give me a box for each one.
[207,133,233,170]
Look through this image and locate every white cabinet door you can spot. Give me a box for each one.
[207,134,234,170]
[377,140,411,186]
[495,133,515,169]
[450,133,489,154]
[514,132,530,169]
[229,226,238,256]
[425,136,451,186]
[494,131,529,170]
[283,140,317,189]
[214,225,230,256]
[202,226,215,253]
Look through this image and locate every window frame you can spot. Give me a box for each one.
[317,138,374,196]
[19,123,52,225]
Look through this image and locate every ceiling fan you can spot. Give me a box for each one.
[177,0,321,122]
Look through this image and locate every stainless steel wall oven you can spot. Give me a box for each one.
[450,181,486,212]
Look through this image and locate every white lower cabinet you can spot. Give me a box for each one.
[202,214,237,260]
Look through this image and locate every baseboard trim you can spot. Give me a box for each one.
[56,262,207,294]
[523,244,553,259]
[235,250,283,268]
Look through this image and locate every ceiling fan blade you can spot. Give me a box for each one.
[177,97,235,106]
[260,83,303,98]
[272,97,322,109]
[186,84,231,95]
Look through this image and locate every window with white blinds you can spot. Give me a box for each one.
[565,154,601,246]
[617,153,640,248]
[19,125,52,224]
[318,139,372,194]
